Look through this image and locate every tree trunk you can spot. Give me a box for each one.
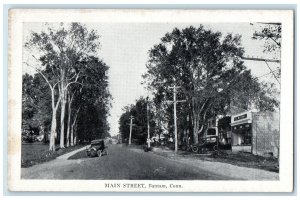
[49,87,60,152]
[60,92,66,148]
[71,121,75,145]
[193,116,199,144]
[191,98,208,144]
[71,107,80,146]
[70,125,74,146]
[66,122,70,147]
[59,74,67,148]
[73,131,77,145]
[39,124,46,143]
[49,112,57,151]
[74,123,78,145]
[72,122,77,145]
[66,94,71,147]
[192,98,200,144]
[43,128,48,144]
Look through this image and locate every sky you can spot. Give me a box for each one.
[23,22,281,136]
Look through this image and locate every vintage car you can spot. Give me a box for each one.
[86,139,108,157]
[191,136,219,153]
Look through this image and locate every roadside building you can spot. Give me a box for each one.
[230,111,280,158]
[205,116,232,149]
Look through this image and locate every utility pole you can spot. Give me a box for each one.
[157,105,162,141]
[128,115,135,145]
[146,101,151,148]
[167,81,186,153]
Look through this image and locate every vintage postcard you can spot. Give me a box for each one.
[8,9,294,192]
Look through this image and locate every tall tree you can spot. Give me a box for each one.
[73,57,112,143]
[143,25,279,144]
[25,23,101,150]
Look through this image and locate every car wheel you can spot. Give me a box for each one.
[192,146,199,153]
[97,150,102,157]
[213,145,218,152]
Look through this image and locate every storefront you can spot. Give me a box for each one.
[230,111,280,157]
[230,111,253,153]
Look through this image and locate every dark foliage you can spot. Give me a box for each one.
[119,97,156,144]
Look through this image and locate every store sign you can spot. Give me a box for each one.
[234,114,247,121]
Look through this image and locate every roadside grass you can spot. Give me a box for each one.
[21,142,84,168]
[149,146,279,173]
[207,151,279,173]
[68,149,88,160]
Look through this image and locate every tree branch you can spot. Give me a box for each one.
[55,91,62,110]
[72,107,81,127]
[64,72,82,91]
[26,57,54,91]
[37,69,53,91]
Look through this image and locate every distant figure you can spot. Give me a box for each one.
[188,136,191,145]
[147,138,151,147]
[220,137,226,145]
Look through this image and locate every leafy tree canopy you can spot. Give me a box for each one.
[142,25,279,142]
[119,97,156,144]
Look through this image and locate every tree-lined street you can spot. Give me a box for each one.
[21,22,281,180]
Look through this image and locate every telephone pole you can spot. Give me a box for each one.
[167,82,186,153]
[147,101,151,148]
[128,115,135,145]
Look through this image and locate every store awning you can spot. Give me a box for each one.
[232,123,251,132]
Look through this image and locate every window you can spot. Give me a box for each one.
[242,130,252,145]
[219,131,231,145]
[207,128,216,136]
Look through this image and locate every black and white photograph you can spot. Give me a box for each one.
[7,9,294,192]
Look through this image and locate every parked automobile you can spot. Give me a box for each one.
[191,136,219,153]
[86,139,108,157]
